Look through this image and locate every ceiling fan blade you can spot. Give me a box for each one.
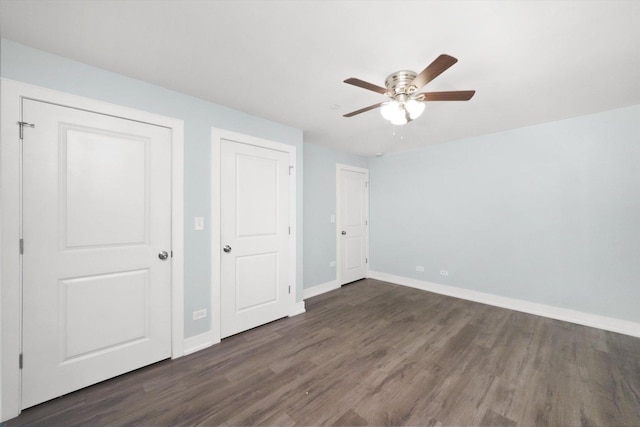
[344,78,388,95]
[407,54,458,93]
[343,102,384,117]
[415,90,476,101]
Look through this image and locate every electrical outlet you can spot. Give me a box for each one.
[330,261,336,267]
[416,266,424,272]
[330,214,336,224]
[440,270,449,276]
[192,309,207,320]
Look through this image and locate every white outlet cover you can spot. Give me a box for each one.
[330,261,336,267]
[416,266,424,272]
[330,214,335,223]
[440,270,449,276]
[192,309,207,320]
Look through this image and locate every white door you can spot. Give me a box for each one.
[338,166,369,285]
[21,99,172,409]
[220,139,291,338]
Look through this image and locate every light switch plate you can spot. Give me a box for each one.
[194,217,204,230]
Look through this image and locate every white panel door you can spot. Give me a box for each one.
[338,167,369,285]
[220,139,290,338]
[21,99,172,409]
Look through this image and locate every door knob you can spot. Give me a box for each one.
[223,245,232,253]
[158,251,169,260]
[341,231,347,235]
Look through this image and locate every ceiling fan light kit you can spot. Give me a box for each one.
[381,96,426,125]
[343,54,475,125]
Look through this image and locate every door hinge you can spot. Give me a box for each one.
[289,165,294,175]
[19,239,24,255]
[365,181,369,188]
[288,286,291,294]
[17,121,35,140]
[171,250,174,258]
[19,353,23,369]
[366,258,368,264]
[365,220,368,226]
[288,226,291,235]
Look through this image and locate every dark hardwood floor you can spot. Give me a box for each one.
[6,279,640,426]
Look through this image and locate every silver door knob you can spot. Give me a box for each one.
[341,231,347,235]
[158,251,169,260]
[223,245,232,253]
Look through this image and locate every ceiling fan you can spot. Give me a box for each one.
[343,54,475,125]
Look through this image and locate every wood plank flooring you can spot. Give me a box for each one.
[6,279,640,426]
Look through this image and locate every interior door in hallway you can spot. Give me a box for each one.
[21,99,172,409]
[337,165,369,285]
[220,138,291,338]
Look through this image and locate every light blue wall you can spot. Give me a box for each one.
[4,38,638,330]
[369,105,640,323]
[303,143,367,288]
[0,39,304,338]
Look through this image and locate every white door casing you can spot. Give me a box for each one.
[337,164,369,285]
[0,79,184,421]
[211,128,297,343]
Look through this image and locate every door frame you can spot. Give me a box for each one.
[0,79,185,421]
[211,128,297,344]
[336,163,370,286]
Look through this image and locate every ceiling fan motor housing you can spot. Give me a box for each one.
[385,70,417,95]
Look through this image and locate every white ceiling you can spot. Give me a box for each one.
[1,0,639,156]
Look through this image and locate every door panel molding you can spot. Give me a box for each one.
[336,164,370,286]
[211,128,297,344]
[0,79,184,421]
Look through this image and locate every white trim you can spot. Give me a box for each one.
[289,301,306,317]
[0,79,185,421]
[336,163,370,286]
[183,332,215,356]
[303,280,341,299]
[210,128,297,343]
[368,271,640,338]
[210,130,222,346]
[170,108,185,361]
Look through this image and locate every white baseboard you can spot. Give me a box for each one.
[289,300,306,316]
[183,331,217,356]
[368,271,640,338]
[303,279,340,299]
